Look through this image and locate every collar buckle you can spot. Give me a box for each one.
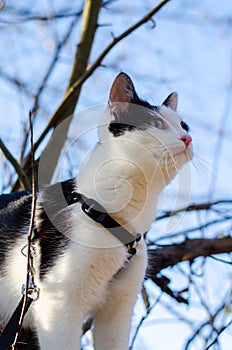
[78,194,142,257]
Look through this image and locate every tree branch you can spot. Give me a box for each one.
[19,14,81,164]
[0,10,83,24]
[147,237,232,276]
[156,200,232,221]
[0,138,30,190]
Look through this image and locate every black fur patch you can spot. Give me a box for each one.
[108,122,135,137]
[0,193,32,271]
[0,179,77,279]
[109,101,160,137]
[0,191,31,210]
[33,179,76,280]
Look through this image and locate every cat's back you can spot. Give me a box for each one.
[0,192,32,238]
[0,179,76,235]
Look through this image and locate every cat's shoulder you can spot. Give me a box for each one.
[0,191,32,230]
[0,178,76,230]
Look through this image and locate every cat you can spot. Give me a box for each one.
[0,72,193,350]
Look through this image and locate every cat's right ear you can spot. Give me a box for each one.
[109,72,138,121]
[162,92,178,111]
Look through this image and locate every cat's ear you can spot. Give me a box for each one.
[162,92,178,111]
[109,72,138,120]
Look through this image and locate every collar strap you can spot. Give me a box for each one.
[71,192,141,256]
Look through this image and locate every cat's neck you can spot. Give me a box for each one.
[78,137,168,234]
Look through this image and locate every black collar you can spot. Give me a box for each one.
[68,191,142,257]
[33,190,141,257]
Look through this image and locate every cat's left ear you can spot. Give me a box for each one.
[162,92,178,111]
[109,72,138,120]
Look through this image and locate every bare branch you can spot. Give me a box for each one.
[205,318,232,350]
[156,200,232,221]
[19,14,81,163]
[184,292,232,350]
[151,275,188,304]
[147,237,232,276]
[0,138,31,190]
[0,9,83,24]
[130,289,162,350]
[12,111,37,347]
[0,71,33,98]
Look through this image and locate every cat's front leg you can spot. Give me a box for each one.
[34,293,83,350]
[94,241,147,350]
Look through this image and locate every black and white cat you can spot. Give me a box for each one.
[0,73,193,349]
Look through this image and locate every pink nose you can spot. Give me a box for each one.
[181,135,192,147]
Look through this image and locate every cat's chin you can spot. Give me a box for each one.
[159,147,193,182]
[173,147,193,167]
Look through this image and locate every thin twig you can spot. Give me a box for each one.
[205,318,232,350]
[184,297,230,350]
[12,111,37,348]
[154,216,232,243]
[19,14,81,163]
[156,199,232,221]
[0,9,83,24]
[0,70,33,97]
[129,291,163,350]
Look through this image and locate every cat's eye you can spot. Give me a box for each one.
[150,117,165,129]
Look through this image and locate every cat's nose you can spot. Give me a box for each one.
[180,135,192,147]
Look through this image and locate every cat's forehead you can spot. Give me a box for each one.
[157,105,182,123]
[143,104,183,127]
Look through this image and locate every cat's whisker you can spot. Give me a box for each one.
[161,150,172,179]
[192,153,212,180]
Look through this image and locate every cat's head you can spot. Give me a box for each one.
[98,73,193,189]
